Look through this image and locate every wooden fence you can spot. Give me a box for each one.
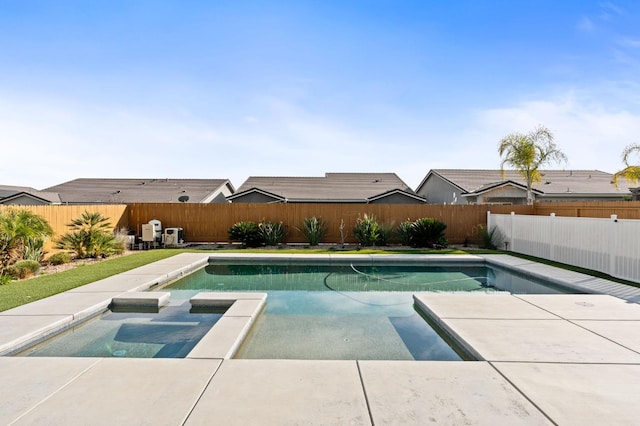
[127,203,531,245]
[3,201,639,249]
[531,201,640,219]
[0,205,129,253]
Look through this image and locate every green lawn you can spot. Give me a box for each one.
[0,250,183,312]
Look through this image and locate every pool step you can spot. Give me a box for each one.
[111,292,171,312]
[187,292,267,359]
[189,292,267,308]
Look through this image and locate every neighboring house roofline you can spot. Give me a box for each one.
[462,180,544,197]
[200,180,235,203]
[367,189,427,203]
[226,187,286,202]
[0,191,60,205]
[416,170,467,194]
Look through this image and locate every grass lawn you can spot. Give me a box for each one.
[1,247,637,312]
[0,250,183,312]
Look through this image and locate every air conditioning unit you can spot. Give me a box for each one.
[163,228,184,246]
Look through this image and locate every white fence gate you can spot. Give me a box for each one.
[487,212,640,283]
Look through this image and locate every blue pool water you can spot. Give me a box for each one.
[18,300,224,358]
[162,262,579,361]
[17,261,580,360]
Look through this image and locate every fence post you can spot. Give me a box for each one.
[549,213,556,260]
[609,214,618,277]
[509,211,515,252]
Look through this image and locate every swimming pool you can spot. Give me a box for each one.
[161,260,580,361]
[17,299,225,358]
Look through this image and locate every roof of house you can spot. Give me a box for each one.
[418,169,633,196]
[0,185,62,204]
[43,178,235,204]
[228,173,422,202]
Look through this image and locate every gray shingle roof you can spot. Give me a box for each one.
[0,185,61,204]
[232,173,415,201]
[44,178,233,203]
[425,170,632,195]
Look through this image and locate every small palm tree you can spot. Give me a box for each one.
[498,125,568,205]
[612,143,640,188]
[0,209,53,277]
[56,211,123,258]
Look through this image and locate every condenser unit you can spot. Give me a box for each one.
[163,228,184,246]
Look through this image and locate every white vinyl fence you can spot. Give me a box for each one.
[487,212,640,283]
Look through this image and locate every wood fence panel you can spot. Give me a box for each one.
[3,201,636,250]
[0,204,129,253]
[532,201,640,219]
[125,203,533,245]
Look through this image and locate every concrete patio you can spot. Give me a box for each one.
[1,253,640,425]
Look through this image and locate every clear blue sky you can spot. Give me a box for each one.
[1,0,639,190]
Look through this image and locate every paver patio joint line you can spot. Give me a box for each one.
[8,358,103,426]
[181,359,224,426]
[511,295,569,320]
[487,361,559,426]
[355,360,375,426]
[567,319,640,356]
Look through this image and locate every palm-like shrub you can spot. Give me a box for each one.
[0,209,53,281]
[410,217,447,248]
[228,221,263,247]
[353,214,380,246]
[298,216,328,246]
[56,211,124,259]
[259,221,287,246]
[396,220,413,246]
[377,221,395,246]
[478,225,502,250]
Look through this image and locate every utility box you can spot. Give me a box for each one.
[163,228,184,246]
[141,219,162,242]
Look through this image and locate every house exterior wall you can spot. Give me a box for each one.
[477,186,527,205]
[230,192,281,203]
[211,192,230,203]
[418,175,465,204]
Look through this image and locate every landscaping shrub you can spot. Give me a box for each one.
[396,220,413,246]
[6,260,41,279]
[409,217,448,248]
[228,221,264,247]
[56,211,124,259]
[478,225,502,250]
[377,221,395,246]
[0,209,52,277]
[21,238,46,263]
[353,214,380,246]
[48,252,72,265]
[298,216,328,246]
[259,221,287,246]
